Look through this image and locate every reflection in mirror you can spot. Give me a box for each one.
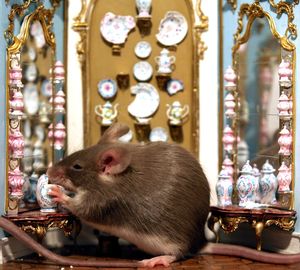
[236,17,281,169]
[6,4,66,215]
[20,19,54,208]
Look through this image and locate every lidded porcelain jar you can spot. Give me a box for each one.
[9,130,25,158]
[222,125,235,153]
[54,90,66,114]
[277,161,291,192]
[252,164,261,203]
[54,122,66,150]
[278,125,292,156]
[277,91,291,120]
[8,166,24,199]
[216,166,233,206]
[155,48,176,74]
[224,66,237,91]
[136,0,152,17]
[259,160,278,205]
[222,155,234,183]
[224,93,236,118]
[236,160,257,206]
[278,59,292,88]
[9,91,24,118]
[53,60,65,83]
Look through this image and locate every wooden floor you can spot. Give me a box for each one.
[2,254,300,270]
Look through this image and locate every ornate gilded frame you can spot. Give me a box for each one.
[224,1,297,208]
[73,0,208,157]
[5,2,58,213]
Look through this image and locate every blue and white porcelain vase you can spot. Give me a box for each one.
[260,160,278,205]
[252,163,261,203]
[236,160,256,206]
[216,166,233,206]
[36,174,59,212]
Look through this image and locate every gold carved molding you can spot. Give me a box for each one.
[232,1,296,60]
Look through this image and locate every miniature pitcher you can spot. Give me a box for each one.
[155,48,176,74]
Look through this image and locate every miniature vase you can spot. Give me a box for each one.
[155,49,176,74]
[224,66,237,91]
[8,166,24,199]
[136,0,152,17]
[222,155,234,183]
[26,173,39,203]
[278,59,292,88]
[222,125,235,153]
[54,90,66,114]
[277,161,291,192]
[236,160,256,206]
[54,122,66,150]
[259,160,278,205]
[224,93,236,118]
[36,174,63,212]
[278,125,292,156]
[53,61,65,83]
[277,91,291,120]
[9,91,24,118]
[252,164,261,203]
[9,130,25,158]
[216,167,233,206]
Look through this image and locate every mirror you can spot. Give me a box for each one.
[221,1,295,209]
[236,17,281,169]
[5,3,66,214]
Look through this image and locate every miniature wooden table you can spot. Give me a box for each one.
[3,210,81,244]
[208,205,297,251]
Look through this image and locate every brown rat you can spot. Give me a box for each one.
[1,122,300,267]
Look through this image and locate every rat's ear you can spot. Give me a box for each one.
[98,147,132,175]
[98,123,130,144]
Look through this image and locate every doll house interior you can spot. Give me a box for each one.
[1,0,300,268]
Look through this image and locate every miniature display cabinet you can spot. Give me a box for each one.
[73,0,207,156]
[213,1,297,249]
[3,1,80,245]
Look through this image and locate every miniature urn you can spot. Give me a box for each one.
[236,160,257,206]
[9,90,24,118]
[277,91,291,119]
[136,0,152,18]
[155,48,176,74]
[54,90,66,114]
[277,161,291,192]
[95,101,119,126]
[259,160,278,205]
[9,129,25,158]
[48,123,54,146]
[53,61,65,83]
[224,93,236,118]
[54,122,66,150]
[216,166,233,206]
[224,66,237,91]
[8,166,24,199]
[222,125,235,153]
[166,101,189,126]
[252,164,261,203]
[9,66,23,87]
[278,125,292,156]
[278,59,292,88]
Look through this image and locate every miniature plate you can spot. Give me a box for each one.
[41,79,52,97]
[166,79,184,95]
[128,83,160,118]
[23,83,39,115]
[149,127,168,142]
[100,12,135,45]
[156,11,188,46]
[133,61,153,82]
[134,41,152,59]
[97,79,118,99]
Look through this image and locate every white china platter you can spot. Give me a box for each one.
[133,61,153,81]
[97,79,118,99]
[100,12,135,45]
[23,83,39,115]
[134,41,152,59]
[128,83,160,118]
[156,11,188,46]
[149,127,168,142]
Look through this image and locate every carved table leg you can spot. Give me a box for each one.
[252,221,264,251]
[207,214,220,242]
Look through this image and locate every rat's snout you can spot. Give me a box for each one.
[46,166,65,184]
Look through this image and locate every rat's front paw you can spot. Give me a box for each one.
[48,185,69,204]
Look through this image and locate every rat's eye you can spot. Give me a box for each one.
[72,163,83,171]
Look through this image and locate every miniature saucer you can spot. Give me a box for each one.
[166,79,184,95]
[133,61,153,81]
[134,41,152,59]
[97,79,118,99]
[156,11,188,46]
[149,127,168,142]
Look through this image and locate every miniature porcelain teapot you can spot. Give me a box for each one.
[95,101,119,126]
[166,101,189,125]
[155,48,176,74]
